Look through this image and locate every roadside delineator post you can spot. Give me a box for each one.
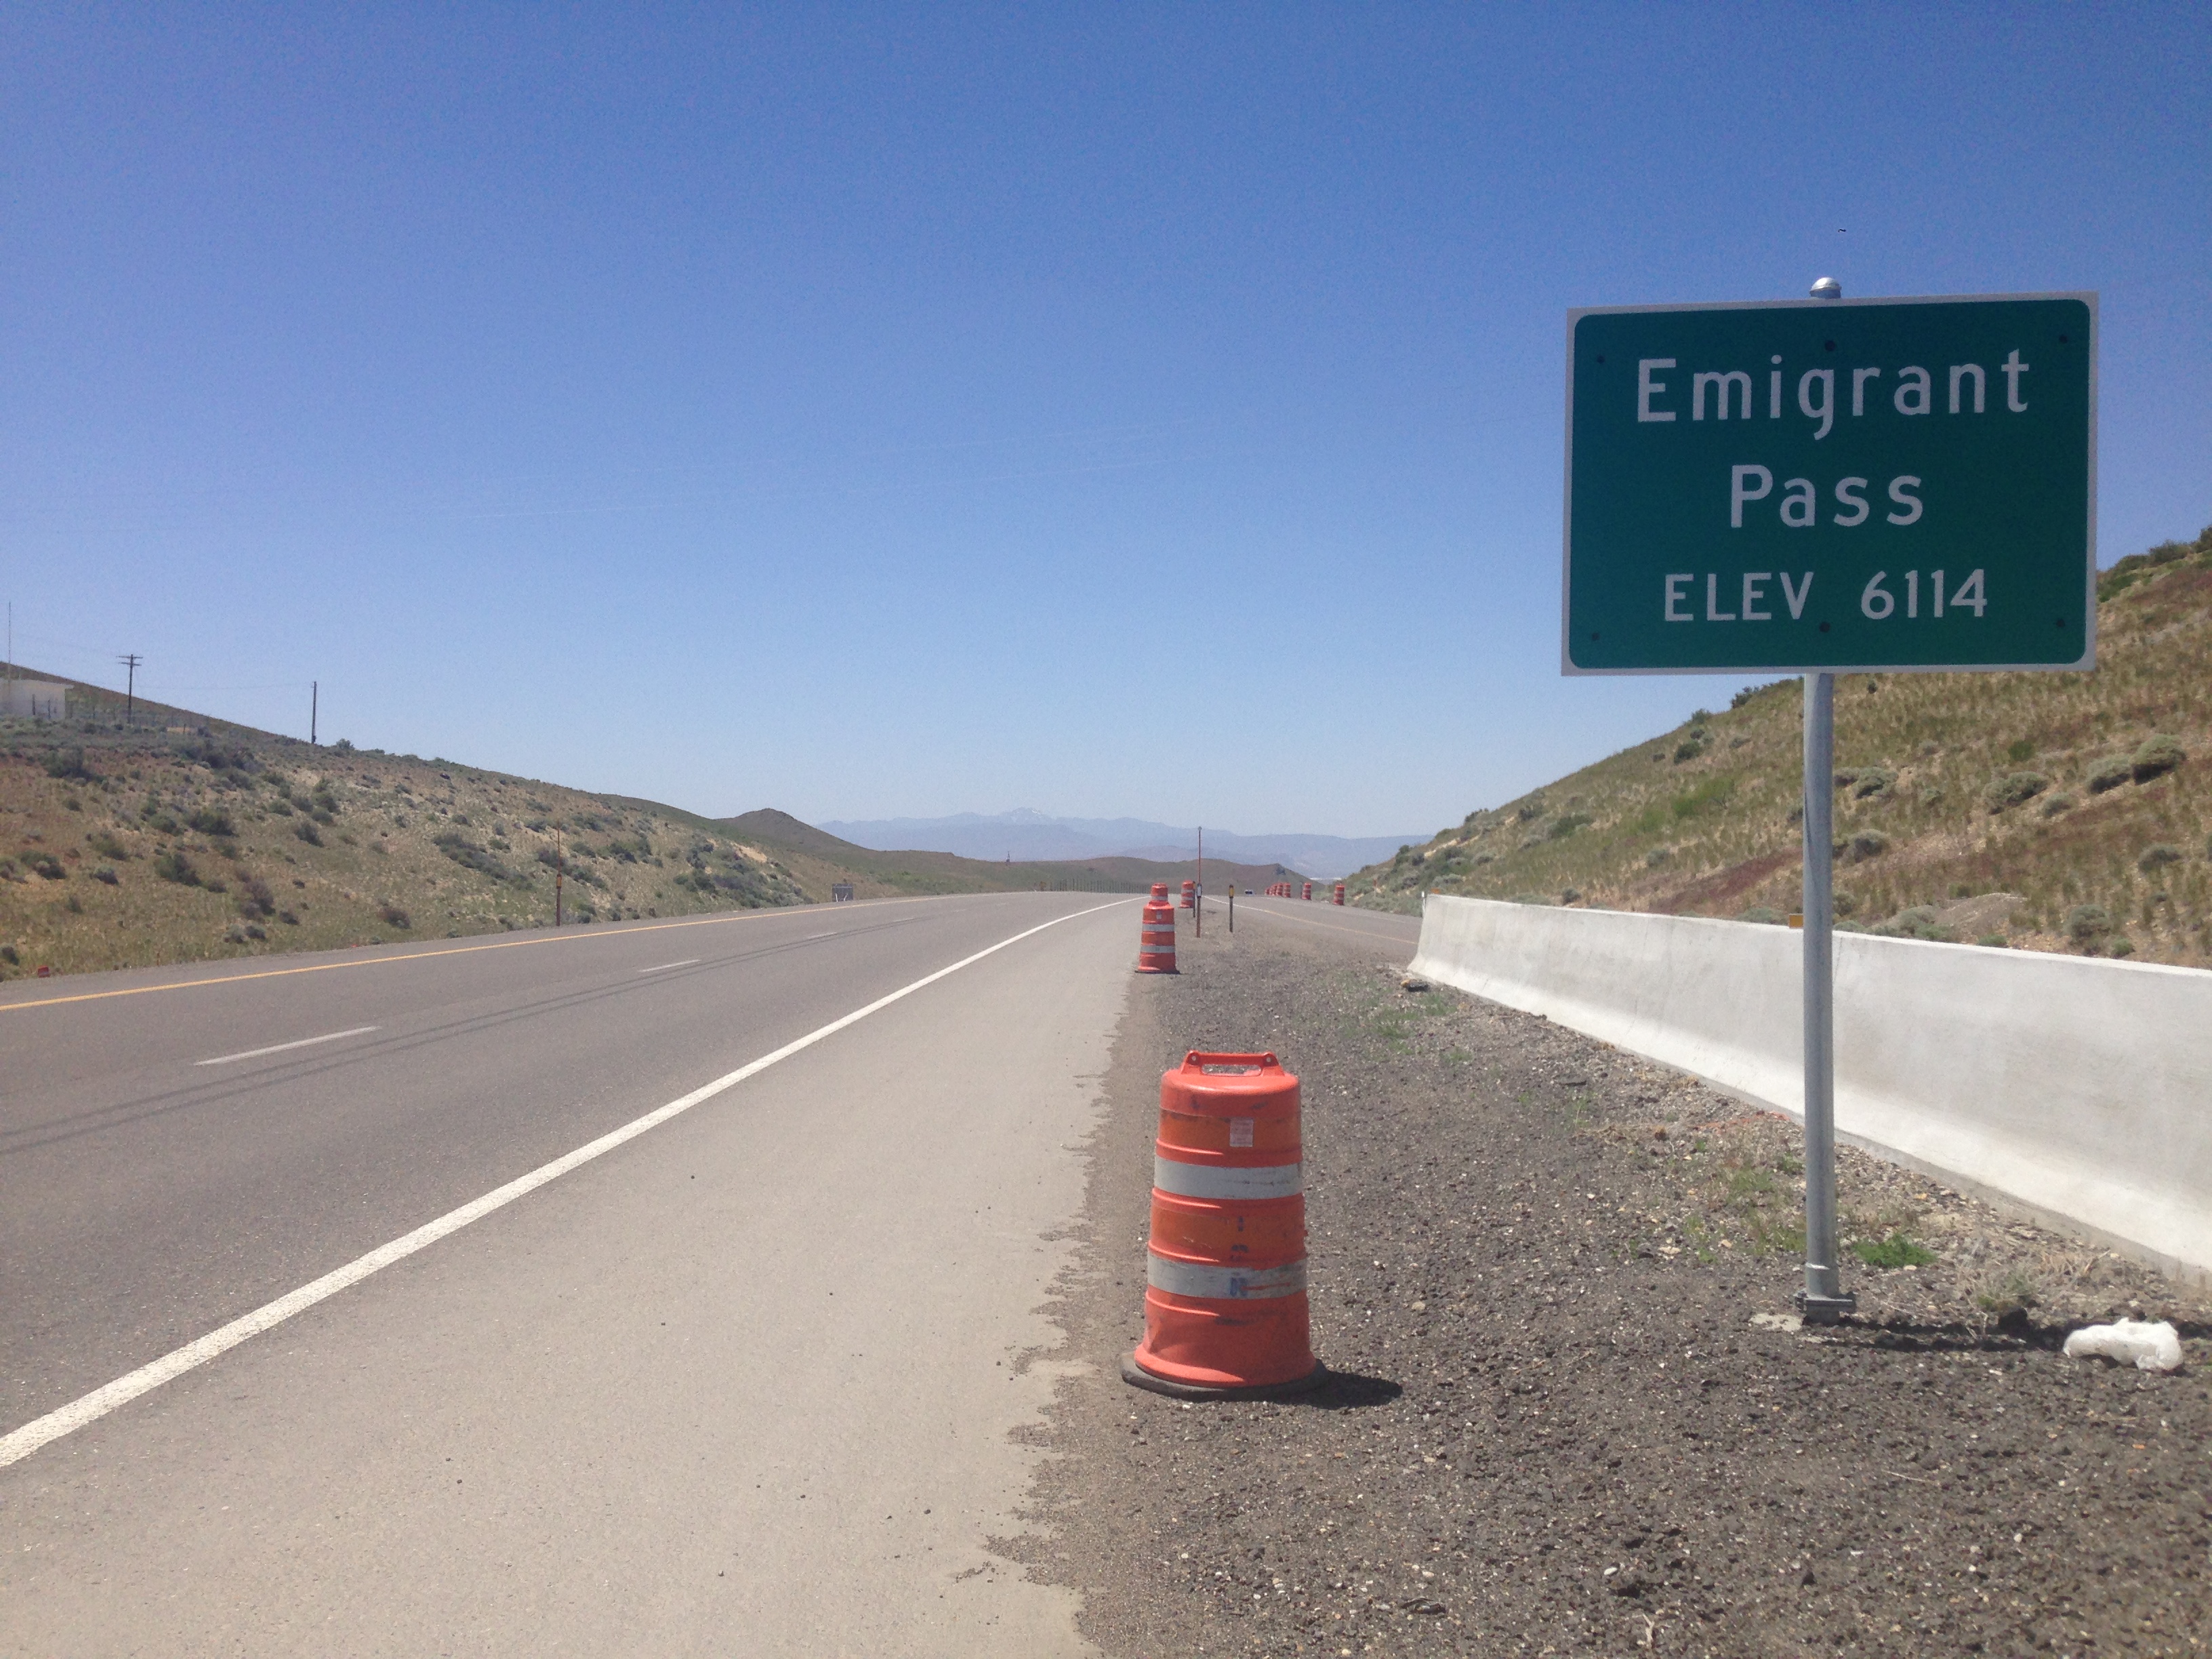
[1136,899,1178,974]
[1332,882,1345,906]
[1123,1051,1322,1399]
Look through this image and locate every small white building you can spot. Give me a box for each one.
[0,680,68,720]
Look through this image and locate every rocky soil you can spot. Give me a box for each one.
[1011,911,2212,1658]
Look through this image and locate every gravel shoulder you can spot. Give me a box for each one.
[1010,909,2212,1658]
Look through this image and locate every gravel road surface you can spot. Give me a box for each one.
[1019,905,2211,1658]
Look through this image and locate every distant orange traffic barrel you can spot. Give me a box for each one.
[1124,1052,1321,1398]
[1150,882,1170,903]
[1332,882,1346,905]
[1180,878,1196,909]
[1136,900,1178,974]
[1301,881,1312,901]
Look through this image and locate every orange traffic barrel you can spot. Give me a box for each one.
[1124,1052,1321,1398]
[1301,881,1313,901]
[1179,878,1196,909]
[1136,900,1178,974]
[1332,882,1346,905]
[1149,882,1170,903]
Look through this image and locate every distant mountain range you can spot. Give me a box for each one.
[814,809,1420,880]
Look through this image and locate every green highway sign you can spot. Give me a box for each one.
[1562,293,2095,675]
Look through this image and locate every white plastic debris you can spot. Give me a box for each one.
[2062,1318,2183,1372]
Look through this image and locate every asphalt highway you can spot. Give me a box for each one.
[0,892,1136,1654]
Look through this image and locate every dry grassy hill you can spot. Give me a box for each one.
[0,688,825,978]
[0,681,1302,980]
[1351,525,2212,967]
[720,809,1300,902]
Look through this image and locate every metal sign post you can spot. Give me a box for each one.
[1799,668,1851,1319]
[1561,279,2095,1325]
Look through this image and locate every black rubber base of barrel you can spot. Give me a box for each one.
[1120,1353,1328,1402]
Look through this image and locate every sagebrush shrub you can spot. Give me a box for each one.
[2087,758,2134,794]
[2064,903,2112,944]
[1982,772,2047,813]
[2131,735,2186,783]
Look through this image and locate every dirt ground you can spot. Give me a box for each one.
[1008,909,2212,1658]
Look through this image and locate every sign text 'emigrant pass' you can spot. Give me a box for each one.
[1561,294,2094,674]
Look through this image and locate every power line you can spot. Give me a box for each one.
[139,682,313,694]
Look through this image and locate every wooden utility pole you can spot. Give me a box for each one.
[117,654,142,726]
[554,825,565,926]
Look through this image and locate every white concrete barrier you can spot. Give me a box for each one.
[1411,894,2212,1280]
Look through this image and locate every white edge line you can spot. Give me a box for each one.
[0,899,1126,1471]
[194,1026,382,1066]
[636,960,701,974]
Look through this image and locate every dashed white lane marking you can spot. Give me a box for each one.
[194,1026,381,1066]
[0,900,1125,1471]
[636,960,701,974]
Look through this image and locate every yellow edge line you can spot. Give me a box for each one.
[0,893,941,1013]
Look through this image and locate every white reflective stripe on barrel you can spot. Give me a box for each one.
[1152,1155,1301,1201]
[1146,1252,1306,1300]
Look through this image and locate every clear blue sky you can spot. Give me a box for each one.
[5,5,2206,837]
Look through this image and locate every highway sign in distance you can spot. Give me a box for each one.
[1562,293,2095,676]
